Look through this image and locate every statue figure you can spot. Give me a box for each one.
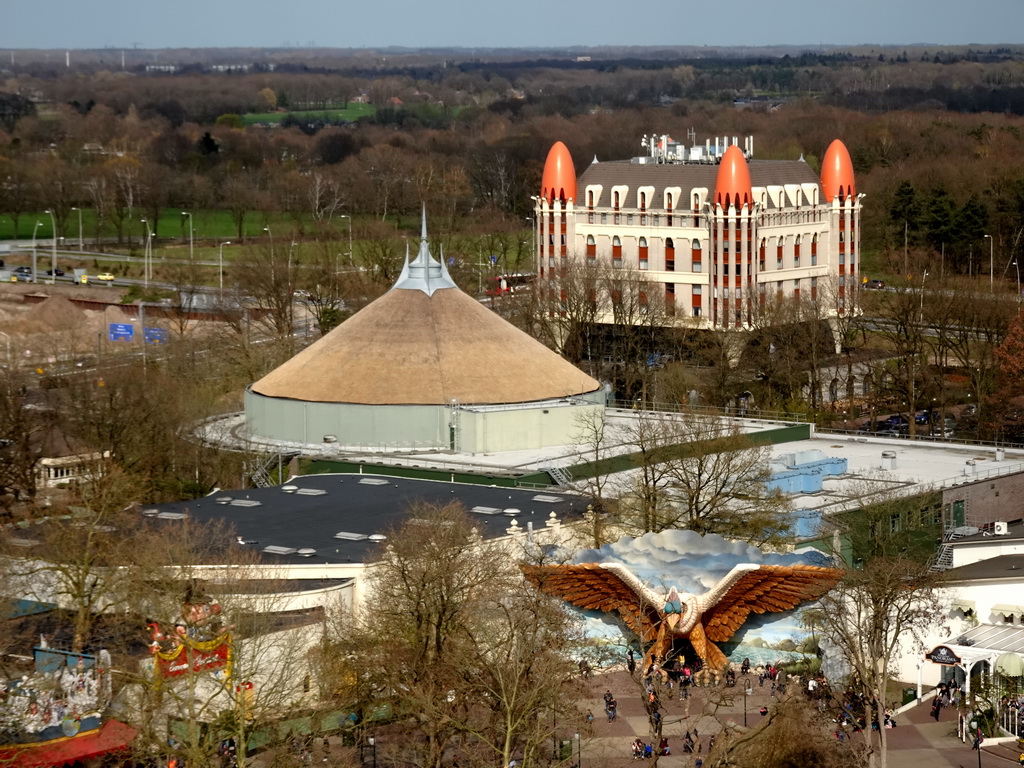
[522,562,841,671]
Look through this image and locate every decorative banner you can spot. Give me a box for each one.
[149,622,232,679]
[925,645,962,665]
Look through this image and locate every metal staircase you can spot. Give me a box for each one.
[930,543,954,572]
[247,452,298,488]
[544,465,573,487]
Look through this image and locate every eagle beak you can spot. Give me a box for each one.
[665,613,680,631]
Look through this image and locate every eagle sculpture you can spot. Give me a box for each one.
[521,562,842,671]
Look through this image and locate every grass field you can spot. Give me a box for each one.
[0,209,349,242]
[241,103,375,125]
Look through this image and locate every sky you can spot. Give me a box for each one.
[0,0,1022,51]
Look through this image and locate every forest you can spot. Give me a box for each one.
[3,44,1024,503]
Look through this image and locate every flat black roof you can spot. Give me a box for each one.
[151,473,588,565]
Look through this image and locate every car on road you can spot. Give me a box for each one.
[14,266,32,275]
[46,268,66,276]
[95,272,115,282]
[865,279,886,289]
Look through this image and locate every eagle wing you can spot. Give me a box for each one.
[520,563,664,644]
[697,564,842,644]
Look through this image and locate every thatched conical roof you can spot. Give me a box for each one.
[251,215,600,406]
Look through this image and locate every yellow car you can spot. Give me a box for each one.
[95,273,116,282]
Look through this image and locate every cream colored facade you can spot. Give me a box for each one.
[535,139,862,331]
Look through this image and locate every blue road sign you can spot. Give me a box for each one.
[489,254,498,264]
[144,327,169,345]
[108,323,134,342]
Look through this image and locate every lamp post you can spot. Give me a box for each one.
[30,220,43,283]
[219,241,231,293]
[71,206,83,251]
[181,211,194,262]
[574,731,580,768]
[919,270,929,324]
[984,234,993,292]
[44,209,57,283]
[140,219,152,288]
[360,736,376,768]
[339,214,352,268]
[971,719,981,768]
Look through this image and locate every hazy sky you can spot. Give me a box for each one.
[1,0,1022,50]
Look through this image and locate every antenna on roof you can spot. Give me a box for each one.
[421,204,427,241]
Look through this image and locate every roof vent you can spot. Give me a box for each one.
[281,485,299,493]
[323,435,337,443]
[229,499,262,507]
[359,478,389,486]
[532,495,564,503]
[368,534,387,542]
[295,488,327,496]
[215,497,234,504]
[262,545,297,555]
[141,508,160,517]
[156,511,187,520]
[334,532,369,541]
[471,506,503,515]
[504,508,522,516]
[296,548,317,557]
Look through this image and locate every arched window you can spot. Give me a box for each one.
[666,193,674,226]
[639,191,647,212]
[794,235,801,267]
[759,238,766,271]
[811,233,818,266]
[665,237,675,272]
[613,191,620,211]
[692,192,700,226]
[587,190,594,208]
[612,236,622,267]
[691,238,702,273]
[586,235,596,259]
[639,237,648,270]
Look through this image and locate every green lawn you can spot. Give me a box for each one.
[0,210,348,242]
[241,103,375,126]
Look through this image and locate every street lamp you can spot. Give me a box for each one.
[574,731,580,768]
[181,211,194,262]
[919,270,929,323]
[970,719,982,768]
[983,234,993,292]
[44,209,56,283]
[360,736,376,768]
[71,206,83,251]
[140,219,152,288]
[219,241,231,292]
[30,220,43,283]
[743,684,752,727]
[339,214,352,268]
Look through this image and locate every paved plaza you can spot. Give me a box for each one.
[577,669,1020,768]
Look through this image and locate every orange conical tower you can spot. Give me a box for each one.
[713,145,753,211]
[541,142,577,204]
[820,139,856,203]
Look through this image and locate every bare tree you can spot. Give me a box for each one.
[805,559,943,768]
[319,503,585,768]
[612,411,792,546]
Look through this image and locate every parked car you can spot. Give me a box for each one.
[865,279,886,289]
[46,268,65,276]
[95,272,115,281]
[14,266,32,275]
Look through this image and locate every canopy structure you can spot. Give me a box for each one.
[0,719,136,767]
[920,624,1024,698]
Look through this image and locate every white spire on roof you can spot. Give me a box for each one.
[391,206,456,296]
